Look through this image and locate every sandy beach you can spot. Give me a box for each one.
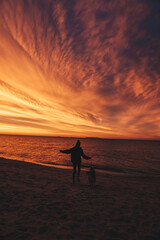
[0,158,159,240]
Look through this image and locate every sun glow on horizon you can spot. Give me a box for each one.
[0,0,160,140]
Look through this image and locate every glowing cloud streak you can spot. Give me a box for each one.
[0,0,160,139]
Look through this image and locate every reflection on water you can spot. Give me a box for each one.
[0,135,160,175]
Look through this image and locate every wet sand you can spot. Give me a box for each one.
[0,158,159,240]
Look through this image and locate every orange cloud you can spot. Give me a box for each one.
[0,0,160,139]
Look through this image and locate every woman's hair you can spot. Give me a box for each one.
[75,140,80,147]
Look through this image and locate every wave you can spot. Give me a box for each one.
[41,161,160,176]
[1,156,159,177]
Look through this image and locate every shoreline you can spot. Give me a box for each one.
[0,157,159,239]
[0,156,159,177]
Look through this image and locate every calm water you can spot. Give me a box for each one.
[0,135,160,175]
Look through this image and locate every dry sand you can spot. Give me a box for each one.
[0,158,159,240]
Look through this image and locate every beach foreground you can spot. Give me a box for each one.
[0,158,159,240]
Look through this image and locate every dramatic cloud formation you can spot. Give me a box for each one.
[0,0,160,139]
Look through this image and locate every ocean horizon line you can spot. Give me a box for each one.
[0,133,159,142]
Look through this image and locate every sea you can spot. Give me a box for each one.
[0,135,160,176]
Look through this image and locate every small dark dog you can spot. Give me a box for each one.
[86,167,96,187]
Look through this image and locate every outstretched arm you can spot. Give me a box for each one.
[60,148,72,154]
[81,149,91,160]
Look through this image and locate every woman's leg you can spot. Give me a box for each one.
[77,162,81,181]
[73,164,76,183]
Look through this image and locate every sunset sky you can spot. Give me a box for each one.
[0,0,160,139]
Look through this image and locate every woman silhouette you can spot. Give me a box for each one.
[60,140,91,183]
